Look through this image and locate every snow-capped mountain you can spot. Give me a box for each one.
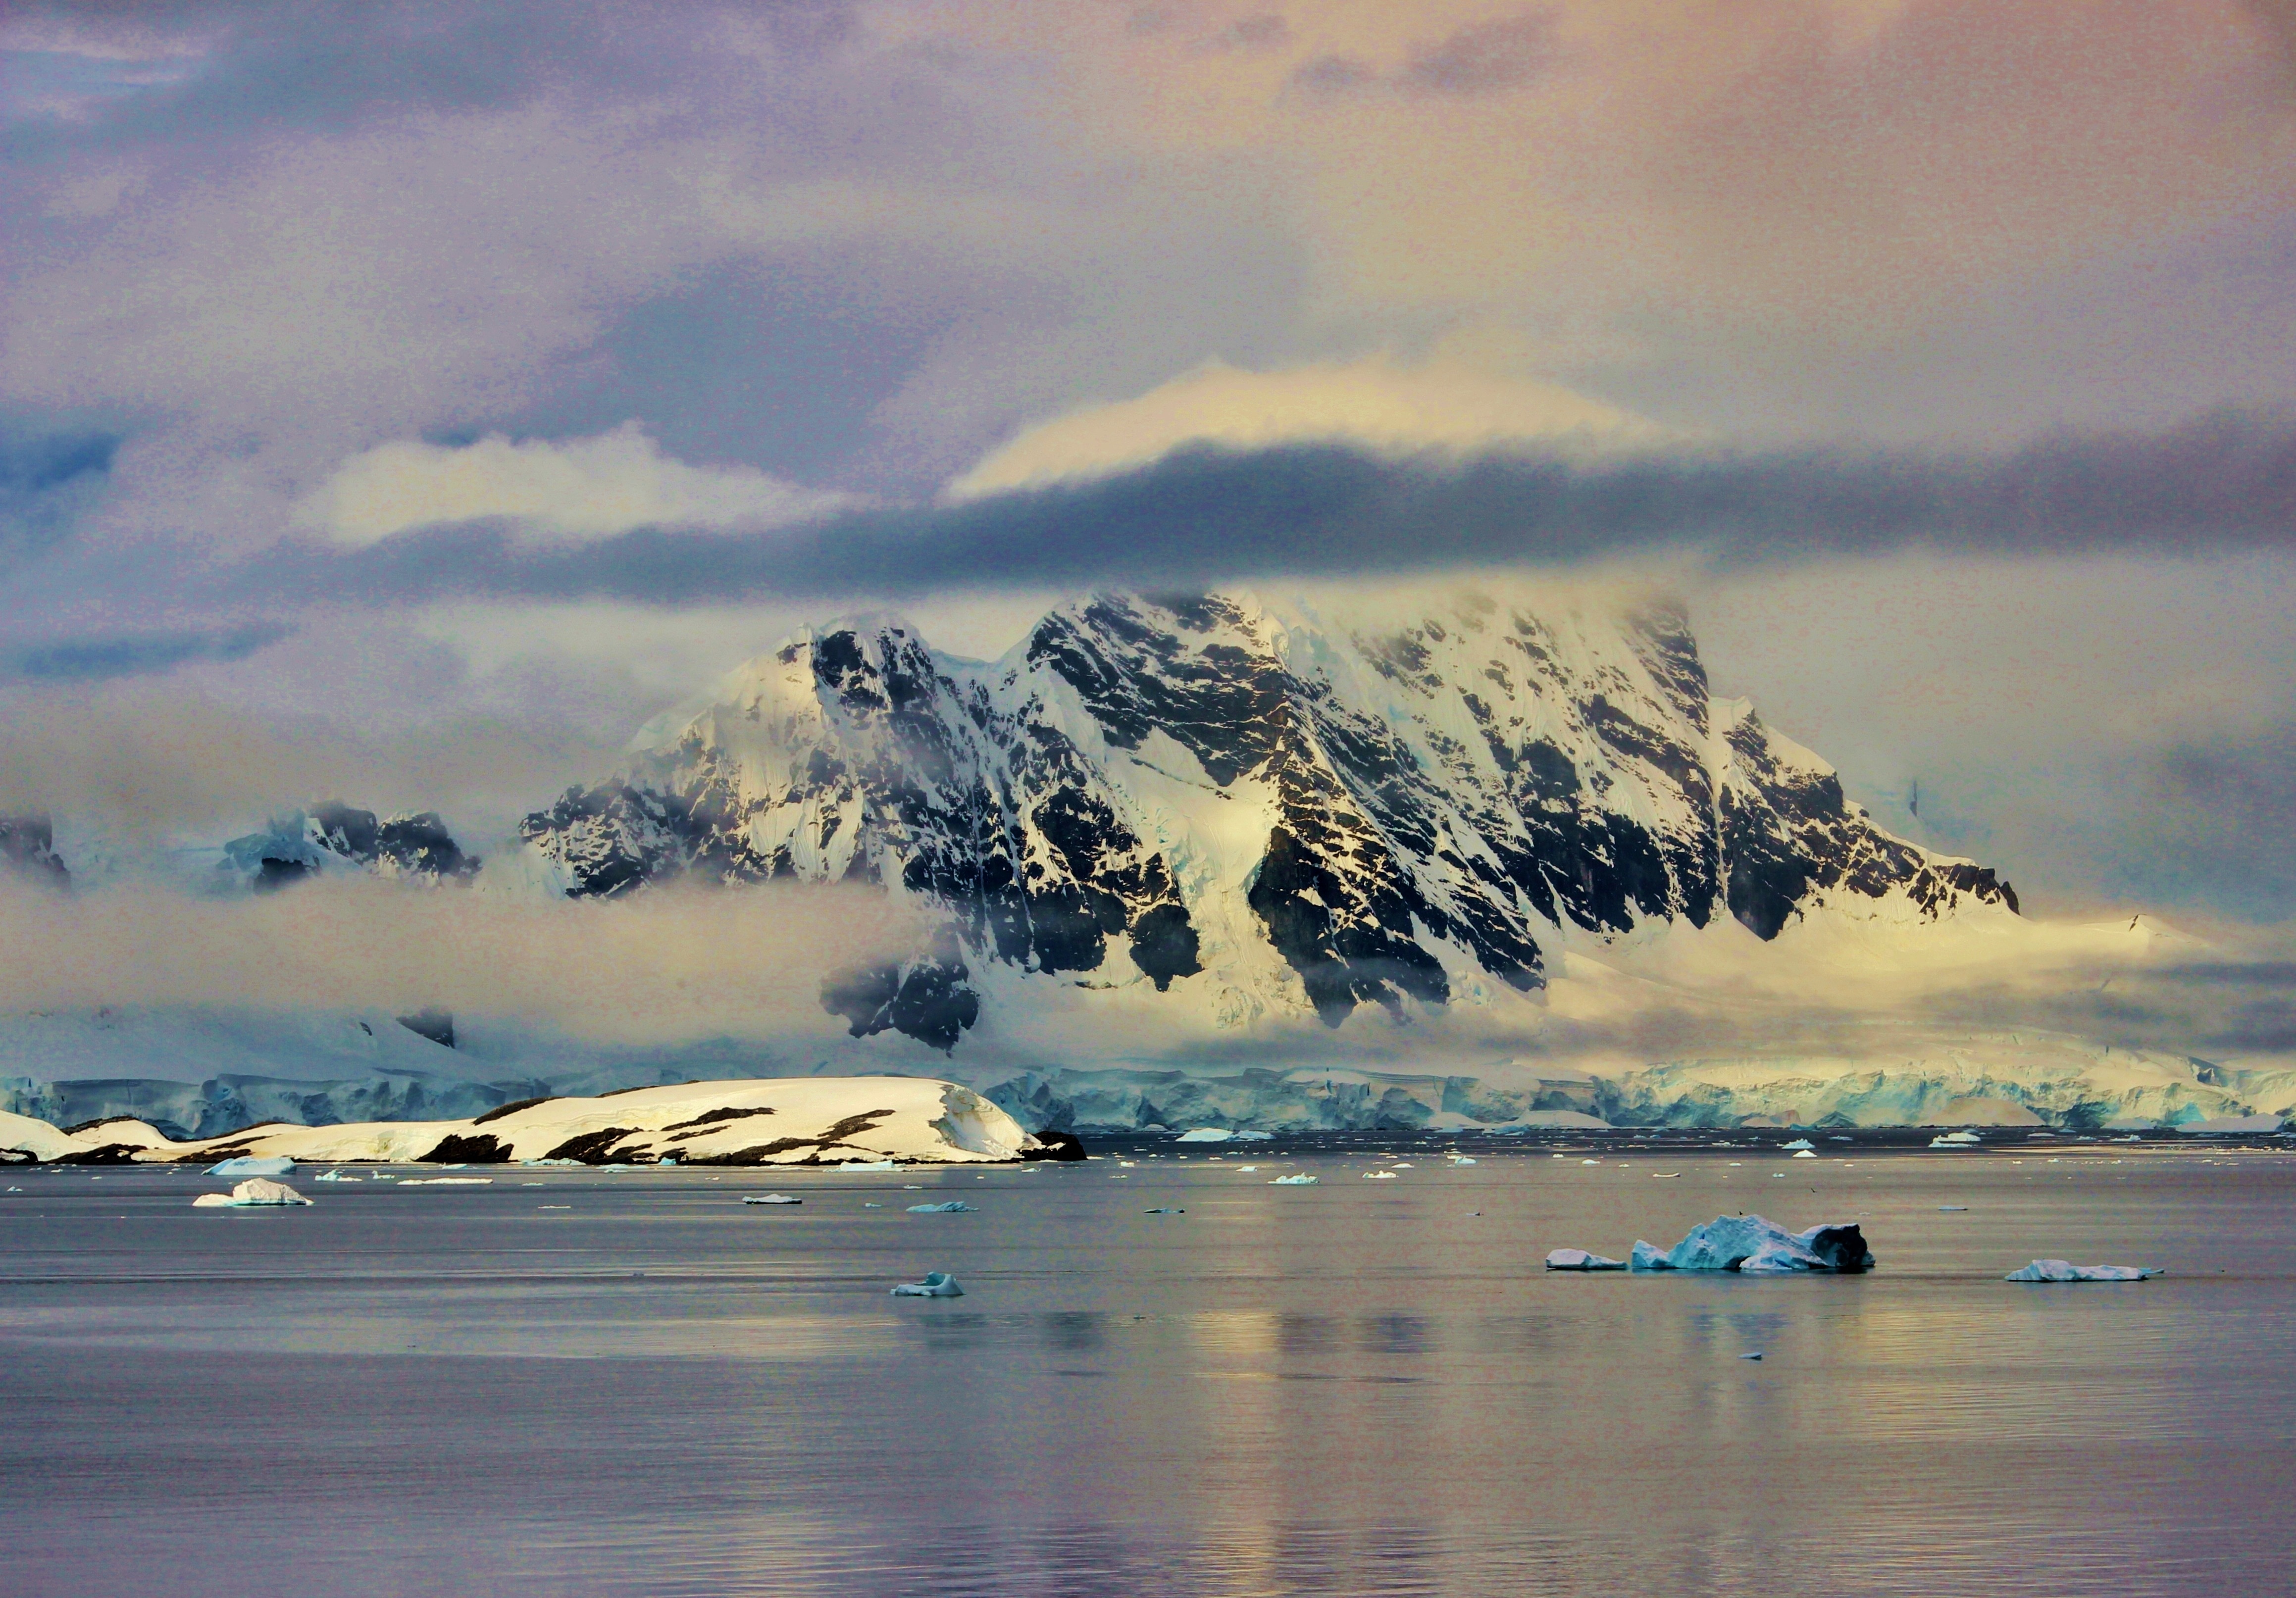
[517,587,2017,1049]
[220,801,479,892]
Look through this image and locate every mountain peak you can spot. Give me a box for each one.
[520,586,2016,1047]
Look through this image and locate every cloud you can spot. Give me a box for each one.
[237,412,2295,610]
[948,355,1662,497]
[0,423,116,572]
[1,621,291,683]
[295,423,855,547]
[1292,14,1558,99]
[0,875,921,1046]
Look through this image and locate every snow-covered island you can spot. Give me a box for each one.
[1,1077,1070,1167]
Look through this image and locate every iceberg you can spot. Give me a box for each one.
[1930,1132,1982,1147]
[2005,1259,2159,1282]
[1144,1206,1184,1214]
[1174,1128,1232,1143]
[1231,1130,1274,1142]
[1791,1149,1817,1159]
[1781,1139,1815,1151]
[205,1155,295,1178]
[906,1200,975,1213]
[1544,1248,1627,1271]
[193,1177,310,1208]
[840,1159,902,1171]
[1269,1173,1318,1185]
[742,1194,802,1205]
[891,1271,964,1297]
[310,1169,361,1182]
[399,1177,492,1186]
[1362,1170,1398,1180]
[1627,1215,1873,1274]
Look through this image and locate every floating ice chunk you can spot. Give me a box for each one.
[1174,1128,1232,1143]
[1781,1139,1815,1151]
[1236,1165,1259,1172]
[2005,1259,2159,1282]
[1144,1206,1184,1214]
[1930,1132,1982,1147]
[1791,1149,1817,1160]
[1544,1248,1627,1271]
[311,1169,361,1183]
[891,1272,964,1297]
[1232,1130,1274,1142]
[840,1159,900,1171]
[1628,1215,1873,1274]
[194,1177,310,1208]
[1269,1174,1317,1185]
[205,1155,295,1178]
[906,1200,975,1213]
[743,1194,802,1205]
[1740,1351,1764,1360]
[1363,1170,1398,1180]
[399,1177,492,1187]
[1581,1158,1601,1166]
[1653,1171,1682,1179]
[1939,1205,1969,1212]
[1449,1156,1478,1165]
[1391,1163,1414,1169]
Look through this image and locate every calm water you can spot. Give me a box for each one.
[3,1136,2292,1597]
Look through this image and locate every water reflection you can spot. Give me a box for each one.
[0,1151,2289,1596]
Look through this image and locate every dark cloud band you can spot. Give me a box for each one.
[256,411,2296,606]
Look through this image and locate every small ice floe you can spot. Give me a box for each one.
[1930,1132,1982,1148]
[1391,1162,1414,1170]
[205,1155,295,1178]
[1939,1205,1969,1212]
[1581,1158,1601,1166]
[891,1272,964,1298]
[1175,1128,1232,1143]
[1625,1215,1874,1274]
[311,1170,362,1183]
[1653,1172,1682,1179]
[1449,1156,1478,1165]
[538,1205,570,1210]
[1362,1170,1398,1180]
[743,1194,802,1206]
[1270,1174,1317,1185]
[1791,1150,1818,1160]
[1144,1206,1184,1214]
[522,1158,583,1167]
[1236,1165,1259,1172]
[906,1201,975,1213]
[193,1178,310,1208]
[1740,1351,1764,1361]
[1233,1131,1274,1142]
[1781,1139,1816,1151]
[2005,1259,2159,1283]
[840,1159,900,1171]
[1543,1248,1627,1271]
[399,1178,493,1187]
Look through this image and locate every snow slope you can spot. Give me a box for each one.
[13,1076,1040,1166]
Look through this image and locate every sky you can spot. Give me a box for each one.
[2,0,2293,926]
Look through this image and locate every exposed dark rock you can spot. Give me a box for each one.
[0,816,69,890]
[541,1127,637,1163]
[395,1007,456,1049]
[1021,1128,1087,1160]
[419,1132,514,1163]
[471,1095,558,1125]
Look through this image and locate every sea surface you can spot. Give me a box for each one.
[3,1131,2292,1597]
